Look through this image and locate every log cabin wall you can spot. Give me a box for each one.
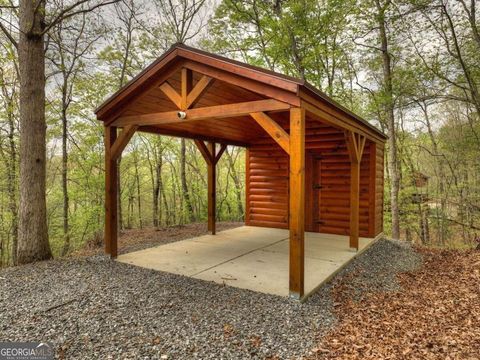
[245,119,383,238]
[374,143,385,235]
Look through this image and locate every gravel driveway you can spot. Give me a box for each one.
[0,239,421,359]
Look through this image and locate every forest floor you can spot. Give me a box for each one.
[1,223,478,359]
[309,246,480,359]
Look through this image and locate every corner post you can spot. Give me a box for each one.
[350,160,360,250]
[207,142,216,235]
[105,125,118,258]
[345,131,366,251]
[289,107,305,299]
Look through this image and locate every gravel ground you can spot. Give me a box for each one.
[0,238,421,359]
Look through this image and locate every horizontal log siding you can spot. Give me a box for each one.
[375,144,385,235]
[246,120,379,237]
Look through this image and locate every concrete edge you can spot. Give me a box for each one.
[299,232,385,303]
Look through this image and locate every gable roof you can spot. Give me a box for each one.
[95,43,387,141]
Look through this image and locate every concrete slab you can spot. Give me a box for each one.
[117,226,288,276]
[117,226,376,298]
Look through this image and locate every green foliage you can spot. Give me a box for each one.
[1,0,479,266]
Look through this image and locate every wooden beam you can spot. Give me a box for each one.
[289,107,305,299]
[345,131,366,250]
[181,68,193,110]
[177,48,299,93]
[214,143,227,165]
[207,142,216,235]
[301,100,384,145]
[250,112,290,154]
[159,81,181,109]
[183,59,301,106]
[104,126,118,258]
[194,139,213,165]
[187,75,214,108]
[110,125,138,161]
[112,99,291,127]
[138,125,249,147]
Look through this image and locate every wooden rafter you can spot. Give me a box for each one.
[110,125,138,161]
[159,68,214,112]
[345,131,366,163]
[250,112,290,154]
[194,140,227,166]
[159,81,182,109]
[187,75,214,108]
[112,99,290,127]
[214,144,227,165]
[194,139,213,165]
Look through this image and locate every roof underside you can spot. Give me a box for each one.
[95,44,387,146]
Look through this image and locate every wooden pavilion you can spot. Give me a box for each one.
[95,44,386,299]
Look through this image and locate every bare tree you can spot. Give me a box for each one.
[0,40,19,264]
[368,0,401,240]
[153,0,207,224]
[111,0,145,230]
[0,0,119,264]
[224,147,244,219]
[47,8,104,255]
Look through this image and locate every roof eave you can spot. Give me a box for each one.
[94,44,180,118]
[300,83,388,140]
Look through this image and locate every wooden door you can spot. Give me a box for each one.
[305,153,322,232]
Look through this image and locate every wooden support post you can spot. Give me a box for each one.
[104,126,118,258]
[350,160,360,250]
[193,140,227,235]
[289,107,305,299]
[345,131,366,251]
[181,68,193,110]
[207,142,216,235]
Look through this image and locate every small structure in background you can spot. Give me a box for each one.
[411,171,429,204]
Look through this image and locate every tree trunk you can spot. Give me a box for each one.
[421,102,447,245]
[152,163,160,228]
[16,0,52,264]
[376,0,400,240]
[133,149,142,228]
[6,97,18,264]
[61,103,70,256]
[160,167,168,226]
[180,139,194,223]
[225,148,244,220]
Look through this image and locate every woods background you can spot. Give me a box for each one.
[0,0,479,266]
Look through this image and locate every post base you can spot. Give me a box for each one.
[288,291,303,301]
